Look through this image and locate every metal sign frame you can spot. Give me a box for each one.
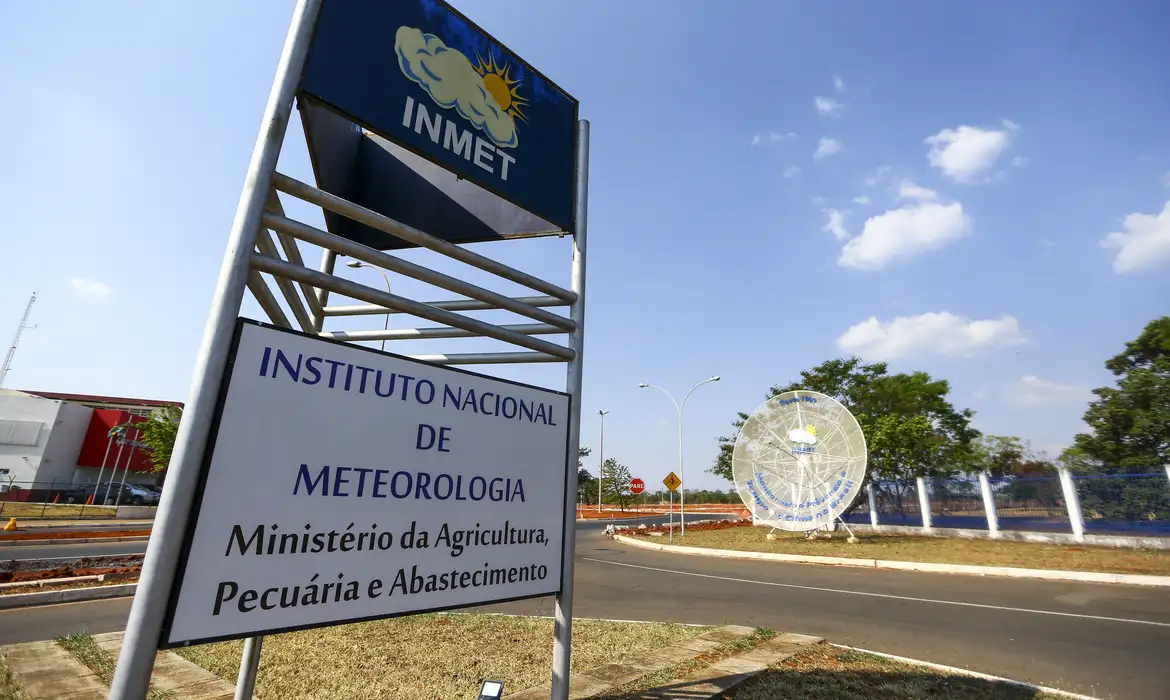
[107,1,587,698]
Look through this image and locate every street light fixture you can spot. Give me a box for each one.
[597,410,609,512]
[638,376,720,536]
[346,260,391,351]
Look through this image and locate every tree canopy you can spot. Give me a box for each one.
[116,405,182,473]
[709,357,979,485]
[1072,316,1170,473]
[600,457,633,509]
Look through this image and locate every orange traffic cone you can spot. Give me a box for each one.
[52,494,59,504]
[85,494,94,505]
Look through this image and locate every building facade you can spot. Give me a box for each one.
[0,390,182,496]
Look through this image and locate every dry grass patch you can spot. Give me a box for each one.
[671,526,1170,576]
[0,659,25,700]
[177,613,706,700]
[0,503,117,519]
[727,644,1063,699]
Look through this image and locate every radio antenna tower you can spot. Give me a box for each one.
[0,293,38,389]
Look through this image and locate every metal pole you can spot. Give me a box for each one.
[597,410,608,512]
[978,471,999,537]
[40,479,54,517]
[915,476,932,531]
[669,490,673,544]
[313,250,337,332]
[867,482,879,526]
[108,2,322,696]
[114,428,140,508]
[550,119,589,700]
[93,431,116,494]
[676,401,685,536]
[233,636,263,700]
[1057,466,1085,542]
[104,430,128,506]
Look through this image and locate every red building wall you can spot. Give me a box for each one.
[76,410,155,473]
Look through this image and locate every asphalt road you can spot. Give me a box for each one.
[1,521,1166,699]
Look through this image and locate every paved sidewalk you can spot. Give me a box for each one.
[507,625,822,700]
[0,632,241,700]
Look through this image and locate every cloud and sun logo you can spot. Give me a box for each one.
[394,26,527,149]
[788,425,818,445]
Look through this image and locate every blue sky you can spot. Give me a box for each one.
[1,1,1168,492]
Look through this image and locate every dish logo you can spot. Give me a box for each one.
[788,425,817,453]
[396,26,526,182]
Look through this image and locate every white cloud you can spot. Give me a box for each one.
[751,131,796,147]
[1007,376,1089,406]
[1100,199,1170,273]
[833,76,846,92]
[852,195,872,205]
[838,201,970,270]
[924,120,1018,182]
[69,278,111,300]
[783,165,802,179]
[814,137,843,161]
[822,209,849,241]
[815,96,843,117]
[897,181,938,201]
[810,195,828,206]
[1162,171,1170,187]
[788,428,817,444]
[395,26,518,148]
[1011,156,1030,168]
[837,312,1025,361]
[864,166,891,187]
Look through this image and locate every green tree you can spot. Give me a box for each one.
[116,406,182,473]
[576,447,596,504]
[710,358,979,492]
[1068,317,1170,522]
[1073,317,1170,472]
[600,457,633,510]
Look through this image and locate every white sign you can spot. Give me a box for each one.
[162,321,570,646]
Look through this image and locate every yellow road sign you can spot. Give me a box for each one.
[662,472,681,492]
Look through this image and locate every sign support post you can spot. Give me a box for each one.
[550,119,589,700]
[108,1,323,696]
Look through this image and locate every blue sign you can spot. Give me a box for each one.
[299,0,578,232]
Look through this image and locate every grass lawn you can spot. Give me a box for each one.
[729,645,1062,700]
[0,576,138,596]
[660,526,1170,576]
[177,613,707,699]
[0,503,117,519]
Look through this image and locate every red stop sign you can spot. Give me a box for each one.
[630,478,645,494]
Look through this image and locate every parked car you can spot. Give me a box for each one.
[59,482,160,506]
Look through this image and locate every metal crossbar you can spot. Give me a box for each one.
[273,172,576,302]
[322,295,568,317]
[250,253,575,360]
[262,211,576,331]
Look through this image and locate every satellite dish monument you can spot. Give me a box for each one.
[731,390,867,536]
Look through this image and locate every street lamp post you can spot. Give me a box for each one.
[346,260,391,351]
[638,376,720,536]
[597,410,609,512]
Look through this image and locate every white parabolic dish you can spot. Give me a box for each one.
[732,390,867,531]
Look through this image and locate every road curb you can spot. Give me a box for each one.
[0,583,137,609]
[613,535,1170,587]
[829,644,1100,699]
[0,536,150,547]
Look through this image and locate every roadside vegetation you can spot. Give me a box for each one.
[640,523,1170,576]
[177,613,705,699]
[732,645,1065,700]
